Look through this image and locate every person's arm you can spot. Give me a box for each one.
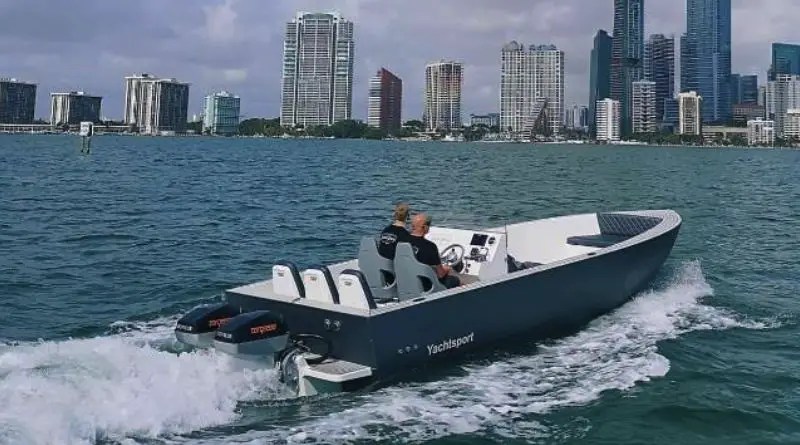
[430,244,451,278]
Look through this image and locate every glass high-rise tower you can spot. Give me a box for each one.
[644,34,675,121]
[682,0,732,123]
[589,30,613,134]
[770,43,800,81]
[610,0,644,135]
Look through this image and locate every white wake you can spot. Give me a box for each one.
[0,261,778,445]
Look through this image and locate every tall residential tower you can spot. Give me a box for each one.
[367,68,402,133]
[644,34,675,120]
[280,12,354,127]
[610,0,645,135]
[424,61,463,133]
[500,42,564,137]
[0,78,36,124]
[124,74,190,135]
[50,92,102,126]
[589,30,613,134]
[682,0,732,123]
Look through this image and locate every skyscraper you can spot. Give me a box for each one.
[683,0,732,123]
[678,91,703,135]
[632,80,657,133]
[589,30,613,134]
[644,34,675,120]
[610,0,644,135]
[50,92,102,126]
[424,61,463,133]
[739,75,758,104]
[367,68,402,133]
[280,12,354,127]
[124,74,190,135]
[203,91,241,135]
[500,42,564,137]
[769,43,800,81]
[596,98,621,142]
[0,78,36,124]
[730,74,758,106]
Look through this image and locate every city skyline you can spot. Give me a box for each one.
[0,0,797,121]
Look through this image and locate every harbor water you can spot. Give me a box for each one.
[0,136,798,444]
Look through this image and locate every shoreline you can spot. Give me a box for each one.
[0,132,794,150]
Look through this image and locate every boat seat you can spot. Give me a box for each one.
[357,236,397,300]
[272,261,305,298]
[394,242,446,301]
[303,265,340,305]
[337,269,378,310]
[567,234,630,248]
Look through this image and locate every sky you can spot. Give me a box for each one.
[0,0,797,122]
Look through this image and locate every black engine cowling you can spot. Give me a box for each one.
[213,310,290,360]
[175,303,239,347]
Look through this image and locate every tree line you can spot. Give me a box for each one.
[238,118,422,139]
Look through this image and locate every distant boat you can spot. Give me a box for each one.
[442,134,465,142]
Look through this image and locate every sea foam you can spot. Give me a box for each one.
[0,261,777,445]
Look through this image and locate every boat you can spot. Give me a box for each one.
[175,210,681,397]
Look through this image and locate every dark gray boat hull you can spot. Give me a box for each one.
[224,214,680,382]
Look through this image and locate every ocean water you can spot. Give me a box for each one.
[0,135,798,445]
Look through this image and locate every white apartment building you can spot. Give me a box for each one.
[596,98,621,142]
[782,109,800,140]
[747,118,775,146]
[631,80,657,134]
[500,42,564,136]
[424,61,463,132]
[124,74,189,135]
[678,91,702,135]
[766,74,800,136]
[280,12,354,127]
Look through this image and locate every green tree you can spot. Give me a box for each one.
[330,120,368,138]
[462,125,488,141]
[392,127,414,138]
[363,126,388,140]
[403,120,425,132]
[186,120,203,134]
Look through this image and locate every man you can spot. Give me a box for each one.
[409,213,461,289]
[377,202,412,259]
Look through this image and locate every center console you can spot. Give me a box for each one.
[427,227,507,281]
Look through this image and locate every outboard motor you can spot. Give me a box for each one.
[213,311,290,364]
[175,303,239,348]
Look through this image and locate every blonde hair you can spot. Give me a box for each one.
[393,203,410,222]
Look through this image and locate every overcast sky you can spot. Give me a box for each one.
[0,0,796,121]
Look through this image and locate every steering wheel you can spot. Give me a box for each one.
[440,244,466,272]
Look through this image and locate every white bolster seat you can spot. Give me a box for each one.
[302,265,340,305]
[337,269,378,310]
[272,261,305,298]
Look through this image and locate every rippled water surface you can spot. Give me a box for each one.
[1,135,799,444]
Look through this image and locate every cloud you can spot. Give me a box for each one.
[203,0,240,44]
[222,69,248,83]
[0,0,796,121]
